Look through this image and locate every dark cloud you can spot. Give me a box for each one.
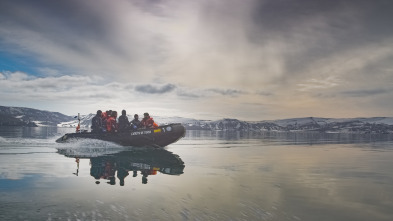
[341,89,391,97]
[252,0,393,41]
[135,84,176,94]
[88,93,113,99]
[207,88,245,97]
[176,87,246,98]
[0,0,113,42]
[250,0,393,84]
[176,90,202,99]
[0,0,153,76]
[252,0,342,31]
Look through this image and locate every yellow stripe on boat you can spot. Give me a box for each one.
[154,129,162,133]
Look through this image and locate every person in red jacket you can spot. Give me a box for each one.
[106,111,118,132]
[101,110,110,132]
[140,112,158,129]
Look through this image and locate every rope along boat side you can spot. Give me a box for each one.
[56,123,186,147]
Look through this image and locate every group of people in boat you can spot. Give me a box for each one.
[91,110,158,133]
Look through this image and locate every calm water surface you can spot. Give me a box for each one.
[1,127,393,221]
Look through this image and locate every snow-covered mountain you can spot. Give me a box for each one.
[58,113,95,128]
[60,114,393,134]
[1,106,392,134]
[175,117,393,134]
[272,117,393,133]
[0,106,74,126]
[195,117,393,134]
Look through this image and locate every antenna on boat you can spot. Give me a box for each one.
[76,113,81,133]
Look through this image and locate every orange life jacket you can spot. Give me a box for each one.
[106,117,117,132]
[141,117,158,128]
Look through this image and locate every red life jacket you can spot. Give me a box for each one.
[106,117,117,132]
[141,117,158,128]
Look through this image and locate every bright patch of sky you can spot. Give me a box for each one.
[0,0,393,120]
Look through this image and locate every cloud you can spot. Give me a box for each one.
[0,72,103,101]
[256,91,273,96]
[0,71,99,92]
[1,1,393,120]
[341,89,391,97]
[0,0,287,88]
[0,71,264,119]
[206,88,245,97]
[135,84,176,94]
[176,87,246,98]
[297,76,340,92]
[176,89,202,99]
[1,0,392,89]
[0,71,244,101]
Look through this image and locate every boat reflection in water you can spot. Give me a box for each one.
[57,147,185,185]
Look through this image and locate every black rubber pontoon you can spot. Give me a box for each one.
[56,123,186,147]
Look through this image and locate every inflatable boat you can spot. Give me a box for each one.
[56,123,186,147]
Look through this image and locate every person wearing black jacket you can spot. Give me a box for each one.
[91,110,103,132]
[130,114,141,130]
[118,110,130,132]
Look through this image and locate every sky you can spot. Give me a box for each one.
[0,0,393,121]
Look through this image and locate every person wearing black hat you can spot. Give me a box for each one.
[91,110,103,133]
[118,109,130,132]
[130,114,141,130]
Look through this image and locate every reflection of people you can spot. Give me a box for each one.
[73,158,80,176]
[141,168,158,184]
[117,167,129,186]
[141,170,149,184]
[107,177,116,185]
[90,158,160,185]
[90,158,116,185]
[58,149,186,186]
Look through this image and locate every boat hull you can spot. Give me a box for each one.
[56,123,186,147]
